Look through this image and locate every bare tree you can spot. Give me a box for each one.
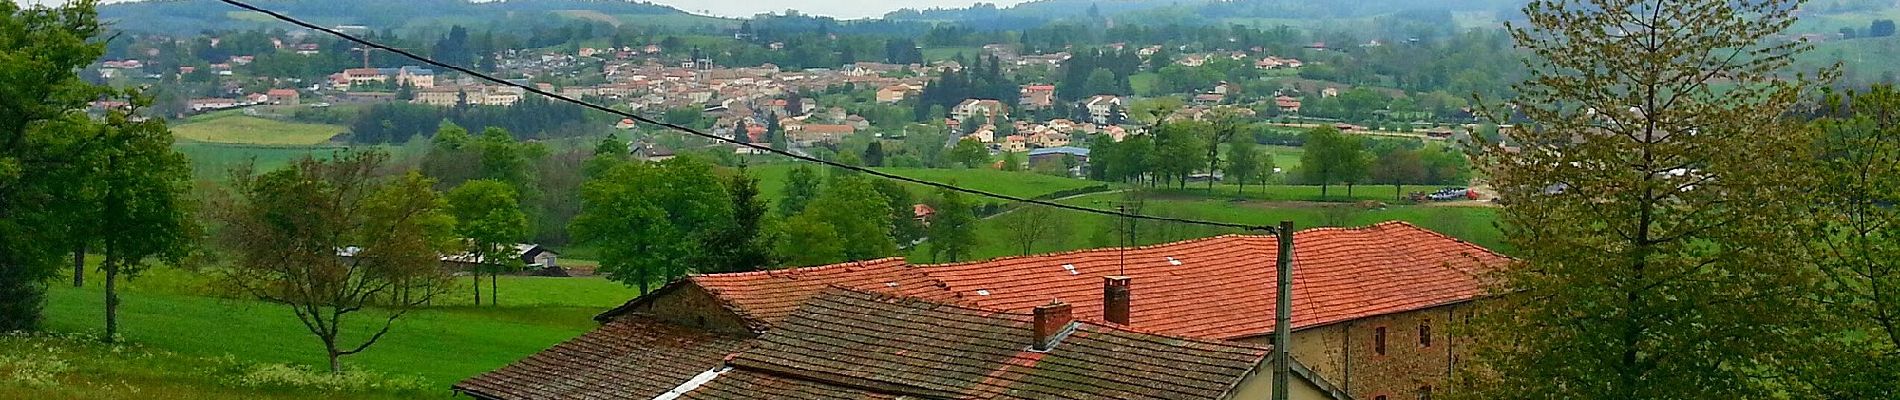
[214,151,457,373]
[997,205,1067,256]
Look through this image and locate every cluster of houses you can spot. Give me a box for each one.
[456,221,1508,400]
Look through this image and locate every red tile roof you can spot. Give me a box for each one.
[725,289,1275,400]
[617,258,952,332]
[927,221,1502,339]
[453,316,750,400]
[607,221,1505,340]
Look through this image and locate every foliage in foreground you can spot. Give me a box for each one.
[0,331,427,399]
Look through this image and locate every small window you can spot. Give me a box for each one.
[1374,396,1387,400]
[1374,326,1388,355]
[1418,385,1433,400]
[1420,321,1433,348]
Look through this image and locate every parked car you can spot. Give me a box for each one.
[1427,187,1470,201]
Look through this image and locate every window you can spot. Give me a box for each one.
[1418,385,1434,400]
[1375,396,1387,400]
[1374,326,1388,355]
[1420,321,1433,348]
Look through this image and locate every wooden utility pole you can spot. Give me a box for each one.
[1273,220,1294,400]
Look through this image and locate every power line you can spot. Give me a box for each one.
[214,0,1278,233]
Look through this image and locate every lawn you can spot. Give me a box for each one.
[172,112,347,146]
[40,266,642,392]
[922,47,983,62]
[747,164,1112,207]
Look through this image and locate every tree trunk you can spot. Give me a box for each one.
[1321,184,1329,198]
[326,341,343,373]
[103,261,119,343]
[1395,184,1402,201]
[1347,183,1355,198]
[72,246,85,288]
[489,272,498,306]
[472,273,481,305]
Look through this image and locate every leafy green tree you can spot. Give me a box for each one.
[863,141,886,167]
[774,217,843,267]
[1226,133,1261,195]
[571,157,734,294]
[1153,121,1210,188]
[1,0,117,331]
[949,137,991,168]
[927,187,979,262]
[214,152,458,373]
[446,180,528,306]
[422,122,481,188]
[704,168,774,273]
[1798,85,1900,398]
[778,165,822,217]
[800,176,898,261]
[871,179,926,248]
[90,98,195,342]
[1299,126,1366,198]
[1001,151,1025,172]
[1461,0,1828,397]
[997,205,1066,256]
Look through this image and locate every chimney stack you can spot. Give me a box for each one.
[1032,301,1074,351]
[1104,276,1132,325]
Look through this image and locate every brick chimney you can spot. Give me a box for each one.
[1104,276,1132,325]
[1032,301,1073,351]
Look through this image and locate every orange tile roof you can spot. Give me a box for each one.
[925,221,1503,339]
[606,221,1506,340]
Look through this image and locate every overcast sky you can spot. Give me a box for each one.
[18,0,1033,20]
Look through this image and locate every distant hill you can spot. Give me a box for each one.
[99,0,720,34]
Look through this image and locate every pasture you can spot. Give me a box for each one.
[172,112,347,146]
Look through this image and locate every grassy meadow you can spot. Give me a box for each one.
[747,164,1112,206]
[24,264,642,398]
[172,112,347,146]
[910,189,1506,261]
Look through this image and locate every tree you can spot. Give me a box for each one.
[801,175,898,261]
[1871,19,1896,38]
[778,165,822,217]
[1461,0,1828,397]
[1226,133,1261,195]
[927,187,979,262]
[571,157,733,294]
[1001,151,1025,172]
[1153,121,1210,188]
[871,179,925,248]
[863,141,886,167]
[1299,126,1366,198]
[446,180,528,306]
[214,152,458,373]
[89,98,195,342]
[704,168,774,273]
[422,121,481,189]
[1369,147,1424,201]
[949,137,991,168]
[1,0,117,331]
[1799,85,1900,398]
[997,205,1066,256]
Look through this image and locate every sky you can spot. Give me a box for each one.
[18,0,1035,20]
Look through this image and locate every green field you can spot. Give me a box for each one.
[1799,35,1900,83]
[35,266,639,395]
[912,189,1506,261]
[173,112,347,146]
[922,47,983,62]
[748,164,1111,206]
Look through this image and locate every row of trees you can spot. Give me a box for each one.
[346,96,609,144]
